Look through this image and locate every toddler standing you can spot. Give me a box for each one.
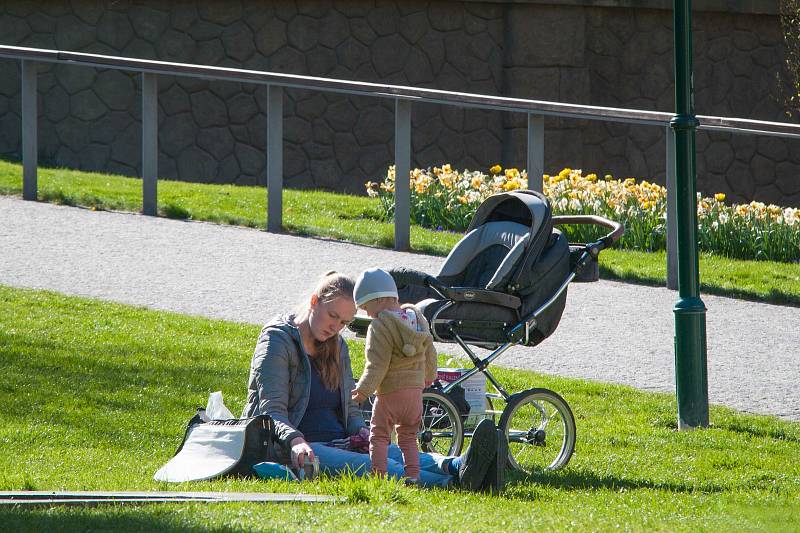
[351,268,437,482]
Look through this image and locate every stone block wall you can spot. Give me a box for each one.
[500,1,800,205]
[0,0,797,204]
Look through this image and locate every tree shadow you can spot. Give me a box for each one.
[598,265,800,308]
[502,469,726,501]
[0,506,233,533]
[715,419,800,444]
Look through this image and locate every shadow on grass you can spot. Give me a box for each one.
[716,420,800,444]
[598,265,800,308]
[160,202,190,220]
[504,469,725,499]
[39,189,77,207]
[38,189,126,213]
[0,508,222,533]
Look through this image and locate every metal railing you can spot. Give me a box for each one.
[2,45,800,287]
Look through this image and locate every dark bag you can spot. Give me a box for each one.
[446,384,472,417]
[427,382,471,424]
[154,408,278,482]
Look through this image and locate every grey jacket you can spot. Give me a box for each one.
[242,314,366,452]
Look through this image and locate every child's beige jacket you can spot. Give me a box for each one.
[355,304,437,396]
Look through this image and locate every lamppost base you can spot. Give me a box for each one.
[674,296,709,429]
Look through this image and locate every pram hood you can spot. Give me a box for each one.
[460,190,554,293]
[466,189,549,237]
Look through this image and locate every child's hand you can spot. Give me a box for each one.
[351,388,367,403]
[424,380,433,387]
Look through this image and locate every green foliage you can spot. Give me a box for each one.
[1,285,800,531]
[371,165,800,263]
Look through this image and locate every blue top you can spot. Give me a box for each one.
[297,362,347,442]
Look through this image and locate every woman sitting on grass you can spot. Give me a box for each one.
[241,270,499,490]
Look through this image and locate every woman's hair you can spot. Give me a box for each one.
[297,271,355,390]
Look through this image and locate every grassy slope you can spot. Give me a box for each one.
[1,285,799,532]
[1,160,799,306]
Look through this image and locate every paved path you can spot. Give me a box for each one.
[1,196,798,421]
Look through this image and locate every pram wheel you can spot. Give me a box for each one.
[419,390,464,456]
[498,388,576,473]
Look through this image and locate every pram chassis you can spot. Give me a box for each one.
[352,213,624,474]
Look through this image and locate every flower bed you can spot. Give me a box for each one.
[367,166,800,262]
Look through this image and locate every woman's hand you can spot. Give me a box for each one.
[290,437,315,469]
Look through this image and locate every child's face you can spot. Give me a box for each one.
[361,299,382,318]
[361,297,400,318]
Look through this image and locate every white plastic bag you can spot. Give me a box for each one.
[205,391,235,421]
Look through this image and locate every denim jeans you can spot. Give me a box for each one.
[309,442,453,487]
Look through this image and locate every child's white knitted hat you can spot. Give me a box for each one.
[354,268,398,306]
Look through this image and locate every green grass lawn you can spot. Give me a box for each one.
[1,285,799,531]
[2,159,799,306]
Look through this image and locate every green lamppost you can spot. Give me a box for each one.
[671,0,709,429]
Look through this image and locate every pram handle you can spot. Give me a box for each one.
[552,215,624,248]
[388,267,451,301]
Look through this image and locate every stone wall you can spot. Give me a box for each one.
[0,0,797,204]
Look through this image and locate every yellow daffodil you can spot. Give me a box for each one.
[367,164,798,263]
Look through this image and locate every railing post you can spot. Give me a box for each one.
[141,72,158,216]
[527,113,544,192]
[666,126,678,290]
[267,85,284,233]
[394,99,411,251]
[21,60,37,201]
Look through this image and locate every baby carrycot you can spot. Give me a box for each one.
[390,190,570,347]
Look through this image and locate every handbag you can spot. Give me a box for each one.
[154,408,278,482]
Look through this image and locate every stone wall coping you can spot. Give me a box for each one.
[457,0,779,15]
[4,45,800,140]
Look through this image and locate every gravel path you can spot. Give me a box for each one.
[2,196,798,421]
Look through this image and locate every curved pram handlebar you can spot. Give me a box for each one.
[390,267,445,294]
[552,215,624,250]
